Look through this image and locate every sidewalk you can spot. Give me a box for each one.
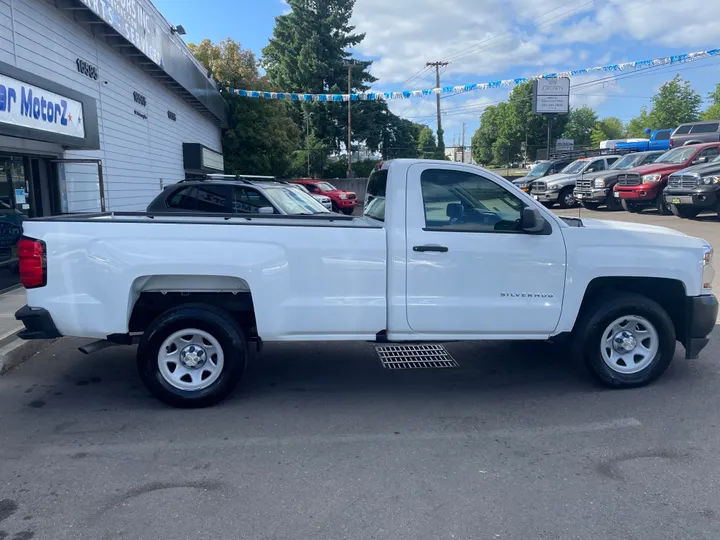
[0,288,57,374]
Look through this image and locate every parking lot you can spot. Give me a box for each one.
[1,208,719,540]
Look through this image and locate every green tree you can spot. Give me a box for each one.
[417,127,438,159]
[646,75,702,128]
[590,116,625,148]
[562,106,598,147]
[626,106,651,138]
[701,83,720,120]
[189,38,300,176]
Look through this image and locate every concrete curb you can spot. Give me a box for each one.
[0,338,60,376]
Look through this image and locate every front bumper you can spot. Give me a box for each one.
[15,305,62,340]
[684,295,718,359]
[337,198,359,208]
[615,186,661,202]
[573,188,608,202]
[531,191,559,202]
[664,188,719,209]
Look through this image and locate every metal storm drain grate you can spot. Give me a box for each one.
[375,344,459,369]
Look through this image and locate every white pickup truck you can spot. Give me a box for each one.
[15,159,718,407]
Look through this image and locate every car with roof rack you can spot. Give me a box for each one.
[147,174,331,216]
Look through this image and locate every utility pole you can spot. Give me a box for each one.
[461,123,466,163]
[426,61,450,157]
[344,61,353,178]
[305,111,311,177]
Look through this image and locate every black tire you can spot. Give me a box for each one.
[670,204,700,219]
[331,201,339,213]
[655,195,672,215]
[572,293,676,388]
[606,192,622,211]
[621,200,641,213]
[341,207,354,215]
[137,304,247,408]
[581,202,601,211]
[541,201,555,208]
[558,187,576,209]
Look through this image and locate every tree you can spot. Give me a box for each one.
[189,39,300,176]
[701,83,720,120]
[417,127,438,159]
[647,75,702,128]
[562,106,598,147]
[626,106,651,138]
[590,116,624,148]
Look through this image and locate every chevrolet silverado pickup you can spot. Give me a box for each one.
[614,143,720,214]
[664,155,720,218]
[15,159,718,408]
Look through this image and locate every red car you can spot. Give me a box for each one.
[614,142,720,214]
[292,179,359,215]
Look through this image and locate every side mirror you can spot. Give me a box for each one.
[521,207,546,233]
[693,156,709,165]
[257,206,275,214]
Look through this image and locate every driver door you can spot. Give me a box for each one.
[405,164,567,336]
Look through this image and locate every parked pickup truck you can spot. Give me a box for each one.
[664,154,720,218]
[615,129,673,153]
[614,143,720,214]
[15,159,718,408]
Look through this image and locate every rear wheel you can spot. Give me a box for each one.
[558,187,576,209]
[581,202,601,211]
[341,207,354,215]
[670,204,700,219]
[137,304,247,408]
[621,200,641,213]
[573,293,676,388]
[331,201,340,213]
[655,195,672,215]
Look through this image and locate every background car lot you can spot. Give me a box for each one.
[1,206,718,540]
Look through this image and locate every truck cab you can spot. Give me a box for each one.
[614,143,720,214]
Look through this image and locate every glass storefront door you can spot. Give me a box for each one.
[0,156,33,292]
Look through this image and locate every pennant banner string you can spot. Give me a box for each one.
[227,49,720,102]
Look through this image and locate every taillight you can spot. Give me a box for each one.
[670,138,675,148]
[17,237,46,289]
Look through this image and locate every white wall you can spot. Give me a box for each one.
[1,0,222,212]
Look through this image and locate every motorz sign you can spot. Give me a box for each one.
[0,74,85,139]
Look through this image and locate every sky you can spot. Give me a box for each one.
[153,0,720,147]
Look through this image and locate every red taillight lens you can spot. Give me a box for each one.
[17,237,46,289]
[670,138,675,148]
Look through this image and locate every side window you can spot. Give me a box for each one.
[643,153,661,165]
[166,187,198,210]
[674,125,692,135]
[231,187,275,213]
[655,130,670,141]
[193,184,231,213]
[420,169,526,233]
[365,169,388,222]
[700,147,719,159]
[605,157,619,167]
[586,160,605,172]
[305,184,317,193]
[690,123,720,134]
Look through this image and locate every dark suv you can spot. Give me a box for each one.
[147,175,330,215]
[670,121,720,147]
[663,154,720,218]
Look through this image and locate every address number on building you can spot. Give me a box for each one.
[133,91,147,107]
[76,58,98,80]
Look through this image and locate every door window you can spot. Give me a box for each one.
[585,160,605,172]
[166,184,231,212]
[700,147,719,159]
[420,169,526,233]
[605,157,619,167]
[690,123,720,134]
[231,187,275,213]
[654,130,671,141]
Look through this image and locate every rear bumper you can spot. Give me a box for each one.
[15,305,62,340]
[684,295,718,359]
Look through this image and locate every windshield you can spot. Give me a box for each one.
[264,186,330,214]
[316,182,337,192]
[655,147,697,164]
[610,154,646,170]
[561,160,588,174]
[527,162,552,177]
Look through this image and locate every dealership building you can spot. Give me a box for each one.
[0,0,228,291]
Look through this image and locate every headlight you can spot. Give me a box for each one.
[702,176,720,185]
[339,193,348,200]
[546,184,560,191]
[519,183,529,189]
[594,178,606,188]
[642,174,662,183]
[703,244,714,290]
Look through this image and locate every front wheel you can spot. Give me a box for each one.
[581,201,601,211]
[606,192,622,211]
[573,293,676,388]
[558,187,576,209]
[621,200,641,213]
[137,304,248,408]
[670,204,700,219]
[341,207,354,215]
[655,195,672,215]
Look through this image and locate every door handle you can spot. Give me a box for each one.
[413,244,449,253]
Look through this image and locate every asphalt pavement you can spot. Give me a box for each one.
[1,207,720,540]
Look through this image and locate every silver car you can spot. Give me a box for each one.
[530,155,620,208]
